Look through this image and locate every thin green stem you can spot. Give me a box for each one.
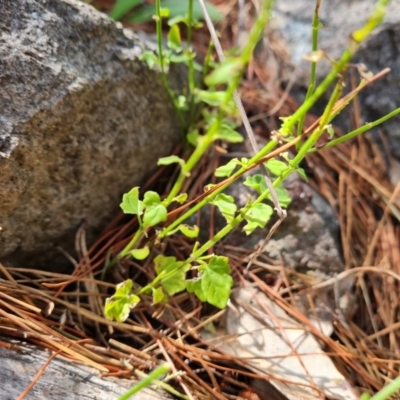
[164,0,275,206]
[117,364,171,400]
[155,0,167,90]
[309,106,400,152]
[369,376,400,400]
[281,0,388,138]
[119,229,144,258]
[296,0,321,148]
[165,121,218,203]
[160,139,279,239]
[155,0,184,126]
[191,172,288,259]
[292,75,344,165]
[186,0,196,127]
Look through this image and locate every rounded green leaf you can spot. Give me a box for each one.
[104,279,140,323]
[215,124,244,143]
[172,193,188,204]
[157,155,185,167]
[212,193,237,223]
[215,158,241,178]
[201,268,233,309]
[243,174,267,194]
[243,203,274,235]
[143,204,167,227]
[152,287,167,305]
[178,224,199,238]
[120,187,143,215]
[205,58,244,86]
[167,24,181,50]
[143,191,161,206]
[265,159,288,176]
[131,246,150,260]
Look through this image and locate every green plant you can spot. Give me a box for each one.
[104,0,400,325]
[117,363,171,400]
[361,375,400,400]
[109,0,222,24]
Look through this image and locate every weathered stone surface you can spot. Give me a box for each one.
[0,0,184,266]
[273,0,400,159]
[0,339,171,400]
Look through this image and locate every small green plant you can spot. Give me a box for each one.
[109,0,222,24]
[104,0,400,327]
[117,363,171,400]
[360,375,400,399]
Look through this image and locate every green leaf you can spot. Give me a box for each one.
[152,287,167,304]
[143,191,161,206]
[187,279,207,302]
[109,0,142,21]
[167,24,182,50]
[178,224,199,238]
[104,279,140,323]
[211,193,237,223]
[140,51,158,69]
[167,15,187,26]
[177,95,187,110]
[162,223,198,238]
[172,193,188,204]
[157,155,185,167]
[243,174,268,194]
[142,191,167,226]
[201,256,233,308]
[143,204,167,227]
[243,203,274,235]
[162,267,187,295]
[169,53,194,63]
[131,246,150,260]
[187,130,199,146]
[154,255,189,295]
[159,7,170,18]
[297,167,308,181]
[326,124,335,139]
[208,255,231,275]
[196,90,227,107]
[265,159,288,176]
[214,124,243,143]
[215,158,241,177]
[205,58,244,86]
[271,185,292,208]
[120,187,143,215]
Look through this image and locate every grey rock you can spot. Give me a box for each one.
[0,339,171,399]
[207,165,343,278]
[262,174,343,277]
[272,0,400,159]
[0,0,184,267]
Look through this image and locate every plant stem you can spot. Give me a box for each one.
[284,0,388,136]
[296,0,321,148]
[309,106,400,152]
[166,0,275,204]
[160,139,280,238]
[155,0,184,126]
[117,364,171,400]
[292,75,344,165]
[369,376,400,400]
[186,0,196,127]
